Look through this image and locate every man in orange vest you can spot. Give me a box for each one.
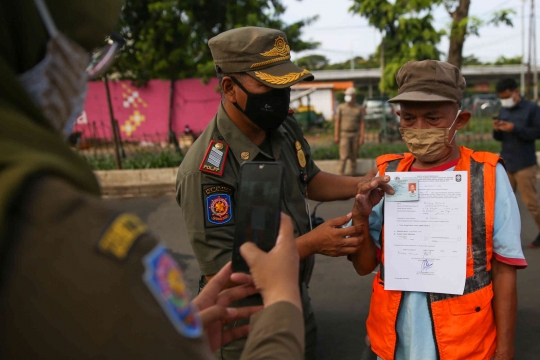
[350,60,527,360]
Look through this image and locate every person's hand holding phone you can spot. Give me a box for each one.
[231,214,302,311]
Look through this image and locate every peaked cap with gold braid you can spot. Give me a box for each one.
[208,26,314,89]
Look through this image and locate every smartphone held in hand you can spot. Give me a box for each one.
[232,162,285,273]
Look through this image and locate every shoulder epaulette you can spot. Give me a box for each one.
[199,140,229,177]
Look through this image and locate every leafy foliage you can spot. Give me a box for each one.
[349,0,444,94]
[111,0,319,84]
[85,151,184,170]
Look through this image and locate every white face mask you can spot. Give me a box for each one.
[344,95,352,103]
[500,97,516,109]
[17,0,89,137]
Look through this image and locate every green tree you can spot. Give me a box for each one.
[324,54,380,70]
[350,0,444,94]
[462,54,484,66]
[492,55,522,66]
[296,54,330,70]
[112,0,319,84]
[444,0,514,68]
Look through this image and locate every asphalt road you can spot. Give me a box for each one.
[108,185,540,359]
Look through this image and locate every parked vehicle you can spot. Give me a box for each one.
[362,98,398,128]
[361,98,401,142]
[463,94,500,116]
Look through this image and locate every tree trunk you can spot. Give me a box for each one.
[447,0,471,69]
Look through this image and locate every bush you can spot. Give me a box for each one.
[85,151,184,170]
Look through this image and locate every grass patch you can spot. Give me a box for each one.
[85,151,184,170]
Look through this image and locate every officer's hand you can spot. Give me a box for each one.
[497,120,514,132]
[359,136,365,146]
[231,214,302,311]
[334,136,340,144]
[354,174,392,219]
[308,213,365,257]
[192,262,262,352]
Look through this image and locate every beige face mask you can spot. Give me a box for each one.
[399,110,461,163]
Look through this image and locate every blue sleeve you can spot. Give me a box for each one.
[369,200,384,249]
[493,163,528,268]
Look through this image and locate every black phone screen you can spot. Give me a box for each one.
[232,162,284,273]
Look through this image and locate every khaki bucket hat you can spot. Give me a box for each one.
[388,60,466,104]
[208,26,314,89]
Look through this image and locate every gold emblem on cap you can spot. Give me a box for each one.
[241,152,250,160]
[251,36,292,69]
[254,69,311,85]
[215,143,224,150]
[261,37,290,57]
[295,142,306,168]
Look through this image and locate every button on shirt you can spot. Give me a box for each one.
[494,98,540,172]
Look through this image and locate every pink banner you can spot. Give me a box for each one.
[74,78,221,141]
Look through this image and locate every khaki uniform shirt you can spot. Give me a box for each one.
[176,103,320,282]
[0,176,304,360]
[337,102,363,133]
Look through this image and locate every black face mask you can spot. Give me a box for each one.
[230,76,291,132]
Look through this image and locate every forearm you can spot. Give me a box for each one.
[296,233,315,260]
[492,259,517,358]
[350,217,378,275]
[240,302,304,360]
[334,117,341,139]
[307,171,359,201]
[360,120,365,139]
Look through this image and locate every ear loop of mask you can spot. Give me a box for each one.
[33,0,59,38]
[448,110,461,143]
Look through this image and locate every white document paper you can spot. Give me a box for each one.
[384,171,468,295]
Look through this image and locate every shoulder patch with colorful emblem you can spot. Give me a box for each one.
[143,245,202,338]
[96,213,148,262]
[199,140,229,177]
[202,184,235,228]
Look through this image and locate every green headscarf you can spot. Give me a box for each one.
[0,0,123,243]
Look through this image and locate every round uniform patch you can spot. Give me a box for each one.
[143,245,202,338]
[207,194,233,225]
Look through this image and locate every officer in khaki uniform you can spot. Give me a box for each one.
[0,1,307,359]
[177,27,390,360]
[335,87,365,176]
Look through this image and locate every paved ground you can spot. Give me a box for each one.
[108,185,540,359]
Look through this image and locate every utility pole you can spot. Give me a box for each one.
[521,0,526,96]
[350,42,354,71]
[527,0,536,99]
[533,0,538,101]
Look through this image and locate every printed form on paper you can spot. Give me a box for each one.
[383,171,468,295]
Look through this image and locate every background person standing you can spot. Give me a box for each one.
[335,87,365,176]
[494,78,540,248]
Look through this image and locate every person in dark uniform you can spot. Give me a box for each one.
[176,27,392,360]
[0,1,310,359]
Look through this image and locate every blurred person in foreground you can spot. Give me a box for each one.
[493,78,540,248]
[0,0,308,358]
[335,86,365,176]
[351,60,527,360]
[176,26,392,360]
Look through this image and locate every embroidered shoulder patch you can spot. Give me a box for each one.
[97,213,147,261]
[143,245,202,338]
[199,140,229,177]
[202,184,235,228]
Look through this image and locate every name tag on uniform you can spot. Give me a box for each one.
[385,177,419,202]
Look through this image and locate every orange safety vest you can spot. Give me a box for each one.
[367,146,502,360]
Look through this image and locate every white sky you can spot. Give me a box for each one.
[281,0,538,64]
